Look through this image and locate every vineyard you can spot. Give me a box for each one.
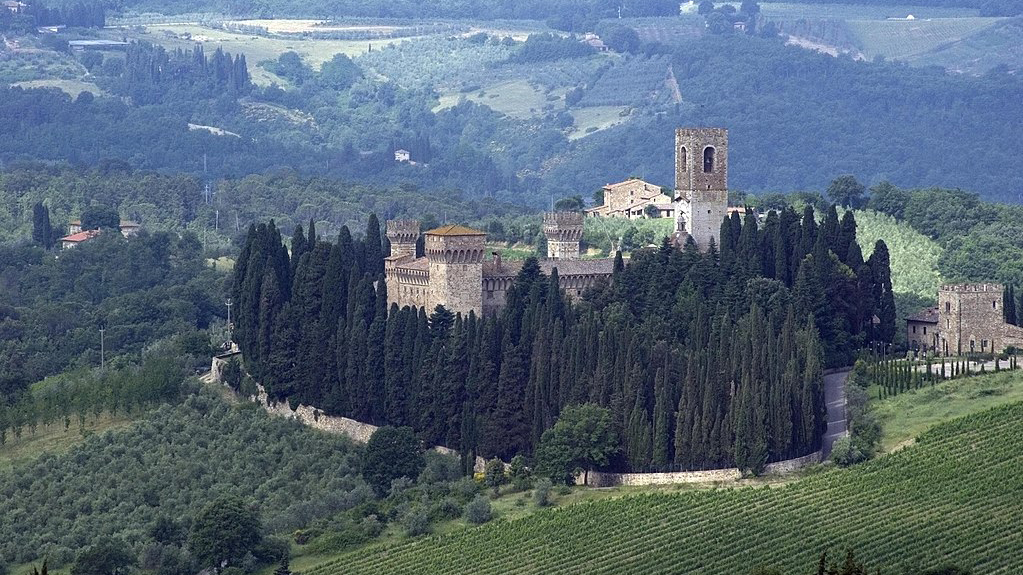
[578,55,675,108]
[308,401,1023,574]
[845,17,1001,61]
[853,209,942,300]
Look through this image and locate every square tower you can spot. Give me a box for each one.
[425,225,486,316]
[543,212,584,260]
[938,283,1005,355]
[674,128,728,251]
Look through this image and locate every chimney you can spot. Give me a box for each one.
[492,251,501,268]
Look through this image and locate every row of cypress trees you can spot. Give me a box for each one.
[230,205,894,473]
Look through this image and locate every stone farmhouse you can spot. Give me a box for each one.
[385,127,730,316]
[586,178,674,219]
[59,219,142,249]
[905,283,1023,356]
[587,128,729,254]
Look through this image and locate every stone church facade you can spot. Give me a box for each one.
[384,127,730,316]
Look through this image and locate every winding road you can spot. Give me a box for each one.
[822,369,850,457]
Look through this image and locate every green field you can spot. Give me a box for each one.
[874,370,1023,452]
[108,23,400,85]
[436,79,565,119]
[846,17,1002,61]
[0,412,136,473]
[756,2,979,20]
[854,209,941,299]
[11,78,105,97]
[301,401,1023,574]
[910,17,1023,74]
[568,106,631,139]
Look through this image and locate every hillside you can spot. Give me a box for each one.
[854,209,942,300]
[314,400,1023,574]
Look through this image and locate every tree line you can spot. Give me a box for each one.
[230,205,894,474]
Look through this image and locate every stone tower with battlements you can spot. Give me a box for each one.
[386,219,420,259]
[937,283,1023,356]
[674,128,728,251]
[425,225,486,316]
[543,212,584,260]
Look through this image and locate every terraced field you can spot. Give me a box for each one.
[309,401,1023,574]
[846,17,1002,61]
[854,209,942,299]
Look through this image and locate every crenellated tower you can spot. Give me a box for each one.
[543,212,584,260]
[425,225,486,316]
[674,128,728,251]
[386,219,420,259]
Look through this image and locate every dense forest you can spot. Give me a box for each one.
[2,32,1022,205]
[230,205,894,473]
[0,167,521,244]
[0,228,221,399]
[866,183,1023,287]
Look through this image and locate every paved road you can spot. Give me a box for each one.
[822,369,850,457]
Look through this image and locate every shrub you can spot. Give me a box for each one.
[533,479,553,508]
[403,509,431,537]
[463,495,493,525]
[363,427,425,497]
[484,458,507,495]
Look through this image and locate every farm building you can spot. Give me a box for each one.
[587,178,674,219]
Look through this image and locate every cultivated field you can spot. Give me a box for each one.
[854,209,942,299]
[11,78,104,97]
[846,17,1002,61]
[301,400,1023,574]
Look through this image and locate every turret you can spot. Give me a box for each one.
[386,219,420,259]
[424,224,486,316]
[543,212,584,260]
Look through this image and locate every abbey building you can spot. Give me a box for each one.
[384,128,730,316]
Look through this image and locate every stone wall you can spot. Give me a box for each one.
[580,450,822,487]
[210,354,487,471]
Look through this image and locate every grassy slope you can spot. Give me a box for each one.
[854,209,941,300]
[304,401,1023,575]
[874,370,1023,452]
[0,413,136,473]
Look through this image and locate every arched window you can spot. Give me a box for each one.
[679,147,687,171]
[703,147,715,173]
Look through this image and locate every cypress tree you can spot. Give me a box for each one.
[32,202,53,249]
[365,213,384,276]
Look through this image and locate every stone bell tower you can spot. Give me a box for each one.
[674,128,728,251]
[543,212,584,260]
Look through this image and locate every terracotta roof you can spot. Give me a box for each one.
[60,230,100,242]
[906,307,939,323]
[425,224,485,236]
[394,257,430,271]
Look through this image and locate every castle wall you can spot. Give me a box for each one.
[581,451,822,487]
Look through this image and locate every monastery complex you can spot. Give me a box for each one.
[385,127,730,316]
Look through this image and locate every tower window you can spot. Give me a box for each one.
[703,147,715,173]
[679,147,687,171]
[993,300,998,309]
[946,302,951,313]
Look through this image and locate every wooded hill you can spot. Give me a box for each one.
[230,205,895,473]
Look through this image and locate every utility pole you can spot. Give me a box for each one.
[225,297,233,348]
[99,326,106,369]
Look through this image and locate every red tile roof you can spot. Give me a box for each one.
[60,230,100,242]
